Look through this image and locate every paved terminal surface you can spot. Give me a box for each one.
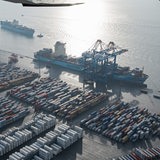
[54,131,159,160]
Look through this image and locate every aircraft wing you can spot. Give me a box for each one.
[3,0,84,7]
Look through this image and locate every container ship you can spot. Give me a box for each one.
[34,40,148,85]
[0,19,35,37]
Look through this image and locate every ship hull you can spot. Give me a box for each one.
[87,73,147,85]
[112,74,147,84]
[1,22,34,37]
[34,56,148,85]
[34,56,83,72]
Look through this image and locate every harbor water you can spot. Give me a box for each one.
[0,0,160,159]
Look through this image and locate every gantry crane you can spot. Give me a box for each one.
[81,40,128,81]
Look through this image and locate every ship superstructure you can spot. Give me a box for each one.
[34,42,83,72]
[0,19,35,37]
[34,40,148,85]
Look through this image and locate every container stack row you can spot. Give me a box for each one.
[0,113,56,156]
[115,146,160,160]
[55,92,106,120]
[0,97,29,129]
[80,100,160,143]
[7,124,83,160]
[9,78,81,108]
[0,63,38,92]
[9,77,107,119]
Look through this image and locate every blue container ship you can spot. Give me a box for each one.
[0,19,35,37]
[34,40,148,85]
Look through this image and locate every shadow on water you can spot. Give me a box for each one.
[94,81,144,99]
[33,60,144,99]
[33,60,83,82]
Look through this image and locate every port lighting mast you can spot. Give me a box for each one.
[81,40,128,81]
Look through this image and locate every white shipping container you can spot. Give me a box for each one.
[34,155,43,160]
[54,129,62,135]
[67,130,78,142]
[13,135,20,146]
[49,132,57,140]
[17,131,25,142]
[43,137,51,145]
[15,132,23,144]
[50,144,61,155]
[46,133,56,142]
[39,148,51,160]
[61,124,70,130]
[34,142,42,148]
[65,134,74,144]
[44,145,53,158]
[0,147,3,156]
[9,155,19,160]
[30,144,39,152]
[15,152,25,159]
[73,126,83,138]
[0,144,5,155]
[57,136,67,149]
[31,126,40,135]
[5,137,13,150]
[8,136,17,148]
[22,147,31,156]
[20,148,28,156]
[37,139,45,146]
[0,140,10,153]
[12,153,21,160]
[24,129,32,138]
[48,115,56,121]
[61,134,71,146]
[25,145,35,154]
[21,130,29,140]
[31,143,41,150]
[35,123,43,131]
[49,131,58,137]
[58,126,67,134]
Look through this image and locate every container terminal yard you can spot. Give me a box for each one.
[0,63,38,92]
[0,50,160,160]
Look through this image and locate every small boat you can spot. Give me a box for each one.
[37,33,43,38]
[153,94,160,99]
[141,89,148,94]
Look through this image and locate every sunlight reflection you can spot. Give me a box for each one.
[61,0,109,40]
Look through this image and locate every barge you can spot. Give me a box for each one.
[34,40,148,85]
